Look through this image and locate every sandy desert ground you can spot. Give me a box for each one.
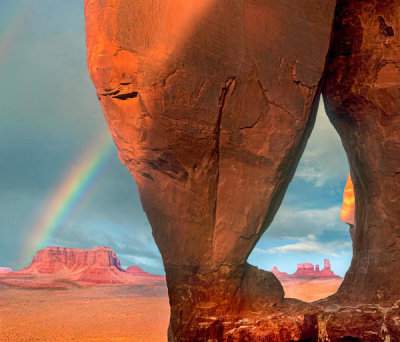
[0,276,342,342]
[280,277,343,302]
[0,281,170,342]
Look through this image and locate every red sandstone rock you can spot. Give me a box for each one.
[84,0,336,339]
[85,0,334,341]
[22,246,122,273]
[20,246,132,284]
[340,174,355,226]
[273,260,340,280]
[84,0,400,340]
[323,0,400,305]
[295,262,315,276]
[84,0,335,339]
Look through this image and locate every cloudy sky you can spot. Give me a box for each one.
[1,0,352,276]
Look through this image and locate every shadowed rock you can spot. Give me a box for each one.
[323,0,400,305]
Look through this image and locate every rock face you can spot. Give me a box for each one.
[84,0,400,340]
[323,0,400,304]
[84,0,335,339]
[340,174,355,226]
[21,246,130,284]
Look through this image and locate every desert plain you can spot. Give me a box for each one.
[0,279,169,342]
[0,274,342,342]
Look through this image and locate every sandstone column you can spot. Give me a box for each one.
[323,0,400,303]
[84,0,335,339]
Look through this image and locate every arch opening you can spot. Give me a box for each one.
[248,98,353,302]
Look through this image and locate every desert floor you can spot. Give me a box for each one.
[280,277,343,302]
[0,277,342,341]
[0,282,170,342]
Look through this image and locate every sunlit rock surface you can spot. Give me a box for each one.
[84,0,335,340]
[340,174,355,226]
[84,0,400,340]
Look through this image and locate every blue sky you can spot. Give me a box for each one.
[0,0,352,276]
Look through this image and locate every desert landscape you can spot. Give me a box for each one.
[0,248,342,341]
[2,0,400,340]
[272,259,343,302]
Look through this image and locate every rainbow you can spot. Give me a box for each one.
[0,2,29,66]
[21,129,115,266]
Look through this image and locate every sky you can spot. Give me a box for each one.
[0,0,352,276]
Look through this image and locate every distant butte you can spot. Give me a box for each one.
[9,246,165,286]
[272,259,341,280]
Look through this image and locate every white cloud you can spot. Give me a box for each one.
[266,205,344,239]
[255,234,352,257]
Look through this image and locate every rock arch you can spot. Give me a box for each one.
[84,0,400,340]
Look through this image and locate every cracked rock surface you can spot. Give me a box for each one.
[84,0,400,340]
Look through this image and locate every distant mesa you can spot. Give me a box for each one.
[0,267,12,273]
[271,259,341,280]
[15,246,165,286]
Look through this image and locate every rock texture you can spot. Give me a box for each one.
[323,0,400,305]
[84,0,400,340]
[84,0,335,339]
